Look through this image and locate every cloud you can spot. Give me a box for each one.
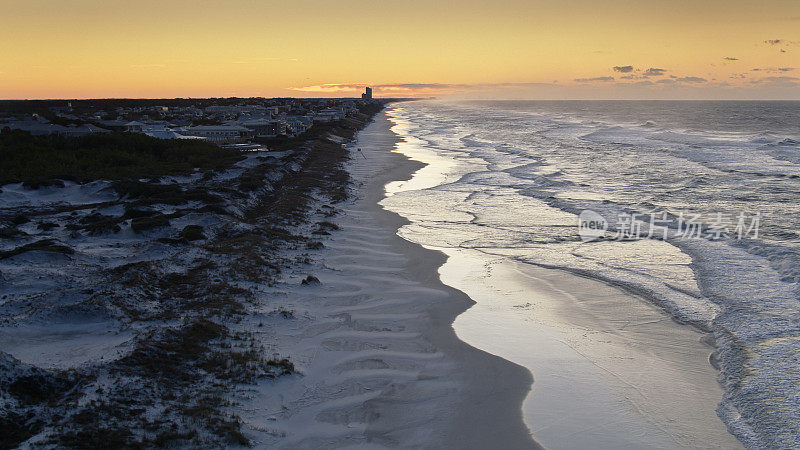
[289,83,460,93]
[289,84,362,92]
[749,76,800,87]
[761,76,798,81]
[751,67,796,73]
[643,68,667,77]
[763,39,798,51]
[676,76,707,83]
[723,57,739,61]
[656,76,707,84]
[574,76,615,82]
[613,66,634,73]
[377,83,462,90]
[288,82,558,94]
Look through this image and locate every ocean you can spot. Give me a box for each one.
[381,100,800,448]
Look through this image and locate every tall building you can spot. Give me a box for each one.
[361,86,373,100]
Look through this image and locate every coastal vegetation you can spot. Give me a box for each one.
[0,129,242,186]
[0,101,385,447]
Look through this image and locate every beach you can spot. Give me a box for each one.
[2,100,780,448]
[367,99,800,448]
[4,1,798,446]
[441,251,741,449]
[329,104,741,448]
[236,105,743,448]
[237,110,537,448]
[0,104,405,446]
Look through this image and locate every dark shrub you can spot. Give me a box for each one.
[130,214,170,233]
[301,275,320,285]
[180,225,205,241]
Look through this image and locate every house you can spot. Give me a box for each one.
[314,107,345,122]
[182,125,252,144]
[125,121,146,133]
[62,124,111,137]
[133,124,196,140]
[0,120,69,136]
[96,119,129,131]
[239,119,286,137]
[144,129,203,140]
[283,115,313,135]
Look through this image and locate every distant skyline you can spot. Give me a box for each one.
[1,0,799,99]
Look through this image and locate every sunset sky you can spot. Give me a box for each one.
[1,0,799,99]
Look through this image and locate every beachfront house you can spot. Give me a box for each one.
[313,107,346,122]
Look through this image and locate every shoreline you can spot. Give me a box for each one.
[355,111,539,448]
[439,248,742,449]
[378,102,744,448]
[233,107,538,448]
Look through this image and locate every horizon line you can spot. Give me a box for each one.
[3,96,800,102]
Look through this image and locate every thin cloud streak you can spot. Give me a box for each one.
[288,74,799,99]
[288,82,558,93]
[675,76,707,83]
[749,76,800,87]
[643,68,667,77]
[574,77,615,82]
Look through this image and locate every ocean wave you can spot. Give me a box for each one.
[386,100,800,449]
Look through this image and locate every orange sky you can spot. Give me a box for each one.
[1,0,799,99]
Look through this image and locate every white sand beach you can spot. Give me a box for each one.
[237,111,536,448]
[0,105,749,449]
[236,106,743,448]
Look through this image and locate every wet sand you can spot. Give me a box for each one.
[440,249,742,449]
[352,112,538,448]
